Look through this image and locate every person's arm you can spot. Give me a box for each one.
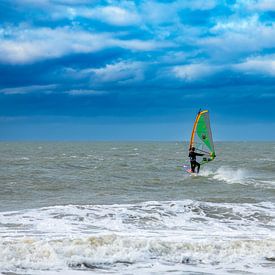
[195,152,204,156]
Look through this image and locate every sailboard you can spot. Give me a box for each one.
[186,168,199,176]
[187,109,216,173]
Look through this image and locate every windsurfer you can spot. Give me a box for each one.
[189,147,204,173]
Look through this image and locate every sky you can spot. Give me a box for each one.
[0,0,275,141]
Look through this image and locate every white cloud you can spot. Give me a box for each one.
[0,26,164,64]
[63,61,146,85]
[212,15,259,32]
[53,0,90,4]
[199,16,275,61]
[0,27,109,64]
[177,0,217,10]
[92,6,141,26]
[140,0,217,27]
[140,2,178,25]
[173,63,221,81]
[16,0,216,26]
[234,55,275,76]
[16,1,141,26]
[235,0,275,11]
[15,0,91,6]
[0,84,57,95]
[87,61,145,84]
[66,89,107,96]
[253,0,275,11]
[172,55,275,81]
[51,5,141,26]
[127,0,217,41]
[115,39,164,51]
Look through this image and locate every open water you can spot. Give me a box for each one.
[0,142,274,274]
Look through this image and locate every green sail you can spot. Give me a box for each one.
[190,110,215,165]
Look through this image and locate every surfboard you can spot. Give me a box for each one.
[185,169,198,176]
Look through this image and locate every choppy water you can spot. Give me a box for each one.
[0,142,274,274]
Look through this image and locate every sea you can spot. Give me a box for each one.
[0,141,274,275]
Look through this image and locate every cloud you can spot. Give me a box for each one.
[172,63,221,81]
[171,54,275,82]
[0,27,110,64]
[0,26,165,64]
[10,1,141,26]
[0,84,57,95]
[212,15,259,32]
[234,55,275,76]
[140,2,179,26]
[51,5,141,26]
[13,0,217,24]
[236,0,275,11]
[90,6,141,26]
[87,61,145,84]
[253,0,275,11]
[199,15,275,62]
[177,0,217,11]
[12,0,91,9]
[60,60,147,87]
[65,89,107,96]
[139,0,217,27]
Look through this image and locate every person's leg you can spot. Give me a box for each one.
[196,162,200,173]
[191,162,195,172]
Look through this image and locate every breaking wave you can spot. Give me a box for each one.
[0,200,274,274]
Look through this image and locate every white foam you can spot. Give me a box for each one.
[259,180,275,189]
[128,153,139,156]
[12,157,30,161]
[0,234,274,273]
[201,166,275,190]
[0,200,274,274]
[213,167,249,184]
[1,201,274,237]
[199,166,257,185]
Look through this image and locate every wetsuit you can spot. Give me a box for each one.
[189,151,204,173]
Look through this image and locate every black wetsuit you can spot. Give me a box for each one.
[189,151,204,173]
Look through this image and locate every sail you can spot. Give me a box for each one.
[189,110,215,165]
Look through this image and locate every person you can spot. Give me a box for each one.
[189,147,204,173]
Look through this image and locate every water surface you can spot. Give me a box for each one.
[0,142,274,274]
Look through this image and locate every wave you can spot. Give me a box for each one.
[212,167,251,184]
[1,201,274,236]
[199,166,275,189]
[0,235,274,272]
[0,200,274,273]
